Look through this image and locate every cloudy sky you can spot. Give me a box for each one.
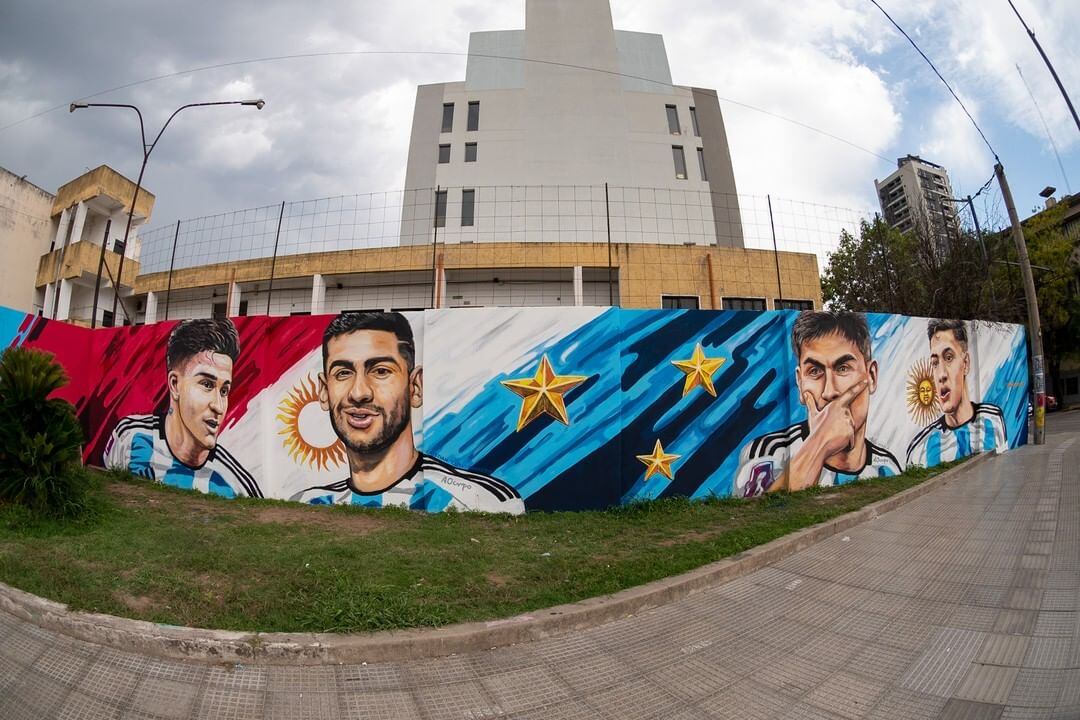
[1,0,1077,236]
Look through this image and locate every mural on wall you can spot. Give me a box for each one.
[0,304,1030,514]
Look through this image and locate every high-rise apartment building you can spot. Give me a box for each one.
[400,0,743,248]
[875,155,960,242]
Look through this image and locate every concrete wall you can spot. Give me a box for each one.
[2,305,1030,513]
[0,168,56,312]
[130,241,823,311]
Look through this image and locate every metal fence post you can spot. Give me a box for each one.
[605,182,614,306]
[90,219,112,329]
[767,194,783,307]
[266,201,285,316]
[430,185,440,309]
[163,220,180,321]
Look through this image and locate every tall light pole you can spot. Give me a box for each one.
[70,99,265,327]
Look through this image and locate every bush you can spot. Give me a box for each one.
[0,347,86,517]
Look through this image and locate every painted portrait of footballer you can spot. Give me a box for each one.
[103,318,261,498]
[735,311,901,497]
[906,319,1007,467]
[289,311,524,514]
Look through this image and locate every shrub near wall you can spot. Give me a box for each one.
[0,347,86,517]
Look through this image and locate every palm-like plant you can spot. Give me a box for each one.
[0,347,85,516]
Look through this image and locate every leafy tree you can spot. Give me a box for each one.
[0,347,87,517]
[822,215,996,320]
[823,204,1079,402]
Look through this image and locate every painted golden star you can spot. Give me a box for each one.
[501,354,588,432]
[636,439,681,481]
[671,342,726,397]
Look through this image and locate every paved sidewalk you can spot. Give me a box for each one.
[1,414,1078,719]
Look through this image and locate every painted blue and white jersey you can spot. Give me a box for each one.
[906,402,1007,468]
[290,453,525,515]
[103,414,262,499]
[735,422,902,497]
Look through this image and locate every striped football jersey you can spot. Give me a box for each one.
[290,452,524,514]
[103,414,262,499]
[905,402,1007,468]
[735,421,902,497]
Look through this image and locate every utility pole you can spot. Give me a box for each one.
[1007,0,1080,135]
[995,163,1045,445]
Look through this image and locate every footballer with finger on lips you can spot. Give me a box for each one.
[734,311,902,497]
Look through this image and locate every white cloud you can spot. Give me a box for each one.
[918,96,988,183]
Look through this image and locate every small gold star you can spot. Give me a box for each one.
[671,343,726,397]
[636,439,681,481]
[501,354,588,432]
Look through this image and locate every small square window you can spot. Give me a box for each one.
[465,142,477,162]
[441,103,454,133]
[666,104,680,134]
[438,144,450,163]
[462,189,475,227]
[434,190,447,228]
[661,295,699,310]
[672,146,687,180]
[467,101,480,131]
[775,299,814,311]
[722,297,766,311]
[101,309,115,327]
[113,238,126,255]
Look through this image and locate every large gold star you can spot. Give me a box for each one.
[501,354,588,432]
[671,342,726,397]
[636,439,681,481]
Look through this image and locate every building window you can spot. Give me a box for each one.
[690,106,700,136]
[661,295,699,310]
[775,299,814,311]
[213,302,226,320]
[434,189,447,228]
[113,238,126,255]
[438,144,451,163]
[697,148,707,181]
[723,297,766,311]
[462,189,475,227]
[666,104,680,134]
[467,101,480,131]
[672,146,687,180]
[290,311,311,316]
[101,310,115,327]
[441,103,454,132]
[465,142,477,162]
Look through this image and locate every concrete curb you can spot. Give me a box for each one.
[0,453,992,665]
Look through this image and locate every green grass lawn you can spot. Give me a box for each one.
[0,463,957,634]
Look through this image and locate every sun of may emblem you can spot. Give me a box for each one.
[906,358,939,425]
[276,374,346,470]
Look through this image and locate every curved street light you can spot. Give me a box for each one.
[69,99,266,327]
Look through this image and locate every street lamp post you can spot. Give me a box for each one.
[70,99,265,328]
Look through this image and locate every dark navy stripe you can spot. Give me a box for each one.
[215,447,262,498]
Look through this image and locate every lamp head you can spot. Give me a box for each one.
[241,99,266,110]
[69,102,89,113]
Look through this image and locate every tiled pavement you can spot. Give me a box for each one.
[1,413,1078,719]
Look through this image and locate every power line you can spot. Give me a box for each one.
[866,0,999,162]
[0,49,893,164]
[1016,63,1071,193]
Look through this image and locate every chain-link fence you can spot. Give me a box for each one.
[113,185,877,321]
